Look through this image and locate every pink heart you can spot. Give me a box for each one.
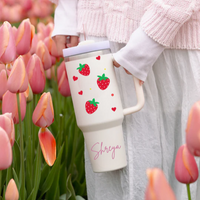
[78,91,83,95]
[73,76,78,81]
[96,56,100,60]
[112,107,116,112]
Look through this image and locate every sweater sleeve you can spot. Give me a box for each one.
[51,0,79,37]
[140,0,200,46]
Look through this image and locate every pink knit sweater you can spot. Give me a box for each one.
[77,0,200,49]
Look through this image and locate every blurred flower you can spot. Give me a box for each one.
[38,127,56,166]
[30,32,43,55]
[0,69,8,100]
[21,52,31,66]
[36,41,52,70]
[0,63,6,71]
[24,83,33,103]
[15,18,35,55]
[44,36,59,58]
[0,113,15,146]
[5,179,19,200]
[0,21,16,64]
[175,144,198,184]
[0,127,12,170]
[186,101,200,156]
[32,92,54,128]
[46,65,55,80]
[7,56,28,93]
[57,61,71,97]
[26,54,46,94]
[145,168,176,200]
[2,91,26,124]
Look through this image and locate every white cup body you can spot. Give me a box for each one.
[65,53,127,172]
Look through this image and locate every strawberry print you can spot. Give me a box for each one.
[77,63,90,76]
[85,98,99,114]
[97,74,110,90]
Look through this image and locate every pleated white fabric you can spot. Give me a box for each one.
[80,35,200,200]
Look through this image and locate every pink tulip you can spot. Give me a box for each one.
[0,127,12,170]
[15,18,35,55]
[58,70,71,97]
[57,61,66,82]
[36,41,52,70]
[24,83,33,103]
[46,65,55,80]
[32,92,54,128]
[5,179,19,200]
[21,52,31,66]
[2,91,26,124]
[186,101,200,156]
[0,63,6,71]
[30,32,43,55]
[0,113,15,146]
[175,144,198,184]
[38,127,56,166]
[7,56,28,93]
[0,21,16,64]
[37,22,54,39]
[0,69,8,100]
[44,36,59,58]
[26,54,46,94]
[145,168,176,200]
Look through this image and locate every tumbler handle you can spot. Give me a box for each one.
[123,76,145,115]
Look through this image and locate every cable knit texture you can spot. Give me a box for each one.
[77,0,200,49]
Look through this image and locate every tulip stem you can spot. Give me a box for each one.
[0,170,2,196]
[17,93,25,200]
[187,184,192,200]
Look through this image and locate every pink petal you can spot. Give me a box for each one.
[7,56,28,93]
[186,101,200,156]
[0,127,12,170]
[0,69,8,100]
[26,54,45,94]
[0,113,15,146]
[145,168,176,200]
[5,179,19,200]
[58,71,71,97]
[38,127,56,166]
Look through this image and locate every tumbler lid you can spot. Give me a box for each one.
[63,40,110,58]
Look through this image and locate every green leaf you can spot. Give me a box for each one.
[77,64,85,71]
[38,145,64,199]
[76,196,85,200]
[12,168,19,191]
[66,174,76,200]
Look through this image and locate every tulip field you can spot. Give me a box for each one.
[1,1,200,200]
[0,0,86,200]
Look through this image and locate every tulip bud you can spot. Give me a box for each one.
[186,101,200,156]
[36,40,52,70]
[44,36,59,58]
[175,144,198,184]
[26,54,46,94]
[58,70,71,97]
[0,113,15,146]
[5,179,19,200]
[7,56,29,93]
[32,92,54,128]
[145,168,176,200]
[39,127,56,166]
[0,127,12,170]
[0,69,8,100]
[0,21,16,64]
[24,83,33,103]
[15,18,35,55]
[2,91,26,124]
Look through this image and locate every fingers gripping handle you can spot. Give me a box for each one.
[123,76,145,116]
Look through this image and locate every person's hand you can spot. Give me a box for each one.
[113,59,144,85]
[52,35,79,57]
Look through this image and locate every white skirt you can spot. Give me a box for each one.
[80,35,200,200]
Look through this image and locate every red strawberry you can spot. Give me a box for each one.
[97,74,110,90]
[77,63,90,76]
[85,98,99,114]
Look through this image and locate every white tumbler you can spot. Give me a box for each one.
[63,40,145,172]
